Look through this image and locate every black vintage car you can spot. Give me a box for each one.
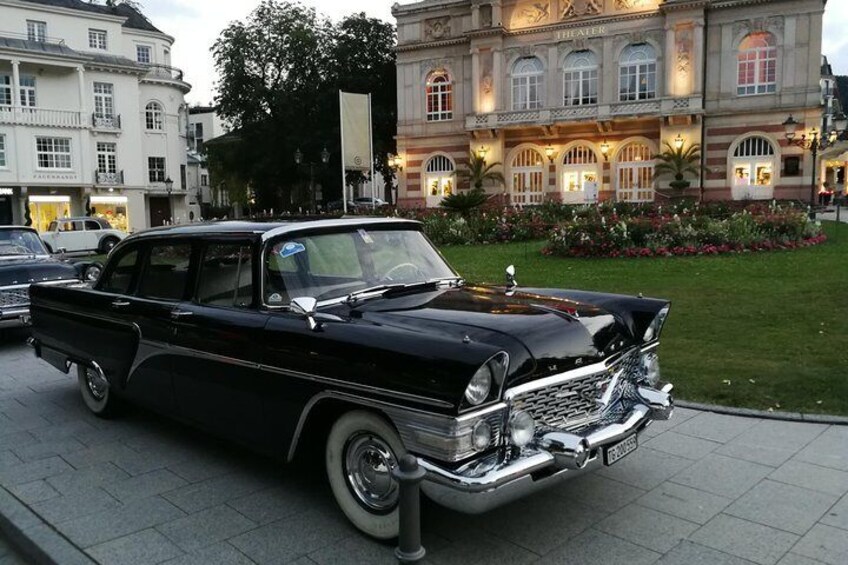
[0,226,100,330]
[28,218,673,539]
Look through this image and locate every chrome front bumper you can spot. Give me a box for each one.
[419,384,673,514]
[0,307,31,329]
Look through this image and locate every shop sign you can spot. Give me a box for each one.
[555,25,607,41]
[32,173,79,181]
[0,188,13,195]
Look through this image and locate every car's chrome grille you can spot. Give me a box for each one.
[509,351,640,432]
[0,288,30,309]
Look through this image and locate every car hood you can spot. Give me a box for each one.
[349,285,640,386]
[0,256,79,287]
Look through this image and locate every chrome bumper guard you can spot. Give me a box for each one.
[0,308,31,329]
[419,384,673,514]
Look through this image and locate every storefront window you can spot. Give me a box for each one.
[90,196,129,232]
[732,137,775,187]
[424,155,456,207]
[28,195,71,233]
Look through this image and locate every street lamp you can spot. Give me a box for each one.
[783,114,848,215]
[164,177,174,224]
[294,148,330,214]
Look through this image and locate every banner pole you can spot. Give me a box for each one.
[368,93,376,211]
[340,90,348,215]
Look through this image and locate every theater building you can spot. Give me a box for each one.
[392,0,827,207]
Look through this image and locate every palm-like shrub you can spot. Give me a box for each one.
[654,142,704,190]
[440,189,489,216]
[457,151,505,191]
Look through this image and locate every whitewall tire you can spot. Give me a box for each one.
[77,363,118,418]
[326,410,405,540]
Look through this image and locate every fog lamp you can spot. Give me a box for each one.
[472,420,492,451]
[640,352,660,385]
[509,410,535,447]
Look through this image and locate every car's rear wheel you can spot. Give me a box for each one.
[77,363,119,418]
[326,410,404,539]
[99,236,119,254]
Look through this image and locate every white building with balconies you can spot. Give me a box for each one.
[0,0,191,232]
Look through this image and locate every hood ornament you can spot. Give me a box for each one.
[505,265,517,296]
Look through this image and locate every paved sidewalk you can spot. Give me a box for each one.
[1,332,847,565]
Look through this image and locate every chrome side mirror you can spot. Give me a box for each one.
[505,264,517,290]
[290,296,321,331]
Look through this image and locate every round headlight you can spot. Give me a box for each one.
[640,352,660,385]
[471,420,492,451]
[509,410,536,447]
[465,365,492,406]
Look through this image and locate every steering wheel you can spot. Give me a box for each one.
[381,262,426,282]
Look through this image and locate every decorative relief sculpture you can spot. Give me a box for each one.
[419,59,453,75]
[519,2,550,25]
[481,73,494,95]
[561,0,602,20]
[732,16,784,37]
[424,16,451,41]
[676,27,693,75]
[615,0,650,9]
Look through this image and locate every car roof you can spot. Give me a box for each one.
[0,225,37,232]
[122,217,421,243]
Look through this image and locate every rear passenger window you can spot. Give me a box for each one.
[139,244,192,301]
[196,244,253,308]
[85,221,100,231]
[99,249,138,294]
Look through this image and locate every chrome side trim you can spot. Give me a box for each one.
[260,218,421,242]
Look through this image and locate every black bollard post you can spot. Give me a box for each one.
[392,454,426,563]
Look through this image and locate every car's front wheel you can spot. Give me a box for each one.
[77,363,119,418]
[326,410,405,539]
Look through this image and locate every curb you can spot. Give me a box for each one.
[0,486,95,565]
[677,400,848,425]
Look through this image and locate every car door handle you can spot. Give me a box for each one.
[111,300,131,308]
[170,310,193,319]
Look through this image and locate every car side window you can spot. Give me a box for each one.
[61,221,74,232]
[196,243,254,309]
[99,249,139,295]
[72,221,84,232]
[85,220,100,231]
[138,243,192,301]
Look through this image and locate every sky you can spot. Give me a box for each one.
[141,0,848,106]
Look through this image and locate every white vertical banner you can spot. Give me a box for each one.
[339,91,374,213]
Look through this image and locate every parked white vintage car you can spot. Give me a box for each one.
[40,218,126,254]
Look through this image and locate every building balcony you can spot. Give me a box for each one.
[92,114,122,130]
[95,170,125,186]
[466,96,703,131]
[0,106,85,128]
[141,64,191,93]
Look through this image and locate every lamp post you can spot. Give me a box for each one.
[783,113,848,217]
[295,148,330,214]
[164,177,174,224]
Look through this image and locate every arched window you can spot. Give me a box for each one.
[737,33,777,95]
[145,101,163,130]
[732,136,775,187]
[424,155,456,207]
[426,71,453,122]
[561,145,600,202]
[616,142,655,202]
[619,44,657,101]
[511,147,545,205]
[512,57,545,110]
[563,51,598,106]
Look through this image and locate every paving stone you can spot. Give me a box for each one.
[58,496,186,548]
[60,442,143,470]
[11,438,86,462]
[724,480,838,535]
[768,460,848,497]
[644,431,723,461]
[103,469,188,503]
[162,472,271,514]
[689,514,799,565]
[157,504,256,553]
[31,487,120,523]
[819,492,848,531]
[793,426,848,472]
[776,553,832,565]
[167,455,243,483]
[598,447,694,491]
[670,454,772,498]
[308,534,399,565]
[657,540,757,564]
[8,479,61,505]
[674,412,758,444]
[716,420,828,468]
[0,451,21,472]
[226,484,314,525]
[0,431,34,451]
[595,503,699,553]
[641,407,701,438]
[161,542,254,565]
[45,461,130,494]
[791,524,848,565]
[553,472,646,513]
[421,529,535,565]
[0,456,73,487]
[230,508,353,563]
[87,528,183,565]
[637,481,733,525]
[541,528,661,564]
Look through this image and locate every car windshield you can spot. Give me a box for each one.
[264,228,457,305]
[0,229,49,257]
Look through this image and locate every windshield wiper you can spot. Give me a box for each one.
[345,277,463,304]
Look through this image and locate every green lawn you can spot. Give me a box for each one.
[441,222,848,416]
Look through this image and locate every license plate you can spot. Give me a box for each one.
[603,434,638,466]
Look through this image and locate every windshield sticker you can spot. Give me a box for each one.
[267,293,284,304]
[278,242,306,258]
[358,229,374,245]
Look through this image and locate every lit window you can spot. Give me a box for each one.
[137,45,152,64]
[96,142,117,174]
[619,44,657,101]
[27,21,46,42]
[36,137,72,169]
[511,148,545,205]
[732,136,776,186]
[89,29,107,50]
[426,71,453,121]
[145,101,163,130]
[512,57,545,110]
[424,155,456,205]
[148,157,166,183]
[737,33,777,96]
[563,50,598,106]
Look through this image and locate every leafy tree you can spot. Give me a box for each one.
[654,142,704,190]
[457,151,506,191]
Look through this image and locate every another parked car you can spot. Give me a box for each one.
[28,218,673,539]
[40,217,126,254]
[0,226,101,330]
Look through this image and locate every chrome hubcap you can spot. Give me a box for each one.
[85,367,108,400]
[344,433,399,512]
